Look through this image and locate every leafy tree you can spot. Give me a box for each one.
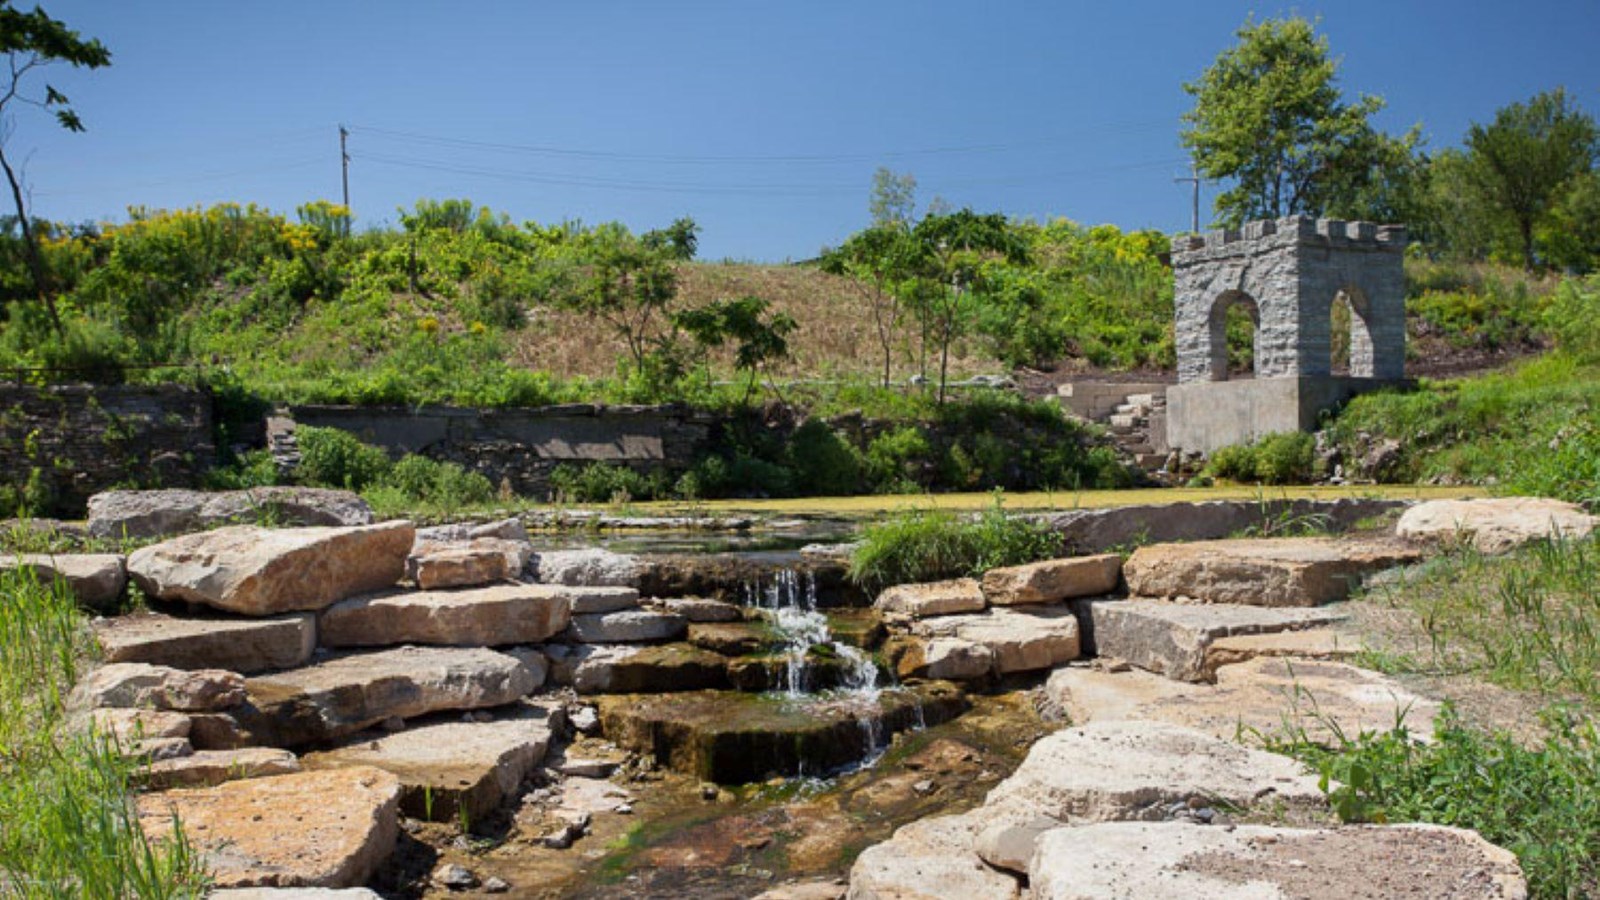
[907,209,1025,403]
[1181,16,1404,225]
[819,225,917,387]
[1460,88,1598,269]
[674,294,796,402]
[869,167,917,229]
[555,218,699,377]
[0,2,110,332]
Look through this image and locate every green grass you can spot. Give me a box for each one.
[1261,706,1599,899]
[1363,535,1600,703]
[848,495,1062,589]
[0,567,209,897]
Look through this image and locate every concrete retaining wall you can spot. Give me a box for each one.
[1166,376,1408,454]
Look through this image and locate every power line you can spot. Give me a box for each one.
[34,157,327,198]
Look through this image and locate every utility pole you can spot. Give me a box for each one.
[1175,163,1199,233]
[339,124,350,210]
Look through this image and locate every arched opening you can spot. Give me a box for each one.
[1207,290,1259,381]
[1331,287,1376,377]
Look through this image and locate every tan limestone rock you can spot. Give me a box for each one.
[846,812,1021,900]
[318,583,570,648]
[136,766,401,889]
[127,521,414,616]
[405,537,531,590]
[95,612,315,674]
[0,553,125,611]
[1398,496,1598,554]
[1123,537,1419,607]
[1084,598,1346,682]
[911,606,1080,674]
[143,747,302,789]
[980,554,1121,605]
[875,578,985,619]
[72,662,245,712]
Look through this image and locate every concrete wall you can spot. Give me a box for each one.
[1,383,214,515]
[1166,375,1409,453]
[290,403,718,497]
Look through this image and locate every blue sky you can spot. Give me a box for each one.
[18,1,1600,261]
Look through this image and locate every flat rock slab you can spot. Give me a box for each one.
[1084,598,1347,682]
[656,597,743,623]
[530,548,641,588]
[980,555,1121,606]
[1398,496,1598,555]
[95,612,315,674]
[571,644,730,694]
[73,662,245,712]
[847,812,1021,900]
[599,683,968,783]
[0,553,125,612]
[1202,627,1360,680]
[981,720,1324,827]
[304,702,562,822]
[211,890,381,899]
[318,583,570,648]
[1124,538,1419,607]
[415,518,528,543]
[569,609,687,643]
[234,646,536,747]
[1046,657,1441,744]
[1028,822,1527,899]
[688,621,775,656]
[1033,498,1408,555]
[911,606,1080,674]
[875,578,986,619]
[128,521,415,616]
[137,766,401,889]
[90,707,192,743]
[143,747,301,789]
[405,538,529,590]
[894,637,995,682]
[567,585,642,615]
[88,487,373,539]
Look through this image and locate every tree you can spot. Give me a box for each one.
[869,167,917,229]
[1460,88,1598,270]
[674,295,797,403]
[556,218,699,378]
[1181,16,1401,225]
[907,209,1025,403]
[819,225,917,387]
[0,3,110,332]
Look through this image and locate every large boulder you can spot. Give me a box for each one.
[303,702,562,822]
[142,747,302,790]
[1123,537,1419,607]
[568,610,687,643]
[405,537,532,590]
[128,521,414,616]
[0,553,126,612]
[318,583,571,648]
[847,812,1021,900]
[1027,822,1527,899]
[1082,598,1345,682]
[875,578,986,619]
[980,554,1121,606]
[892,637,996,682]
[414,518,528,544]
[232,646,537,746]
[136,766,401,889]
[910,606,1080,674]
[570,644,730,694]
[88,487,373,539]
[95,612,316,674]
[72,662,245,712]
[1398,497,1598,554]
[1046,656,1441,743]
[529,548,641,587]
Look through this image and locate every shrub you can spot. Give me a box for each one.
[787,419,863,497]
[848,496,1061,589]
[547,462,669,504]
[381,454,494,509]
[1545,274,1600,362]
[293,425,393,491]
[865,426,932,493]
[1206,432,1317,485]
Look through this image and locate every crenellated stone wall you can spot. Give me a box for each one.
[0,383,214,516]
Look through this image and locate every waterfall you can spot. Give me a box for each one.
[747,568,880,699]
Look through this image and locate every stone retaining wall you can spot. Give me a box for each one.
[1,383,213,516]
[289,403,719,498]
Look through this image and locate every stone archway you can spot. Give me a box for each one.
[1207,290,1260,382]
[1331,286,1378,378]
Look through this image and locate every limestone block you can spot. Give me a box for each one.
[912,606,1080,674]
[875,578,985,618]
[656,597,743,622]
[530,548,641,587]
[846,812,1021,900]
[571,644,728,694]
[88,487,373,539]
[318,583,570,648]
[128,522,414,615]
[1027,822,1526,899]
[0,553,125,611]
[567,585,642,614]
[136,767,401,889]
[894,637,996,682]
[95,612,315,674]
[1398,497,1598,555]
[142,747,301,790]
[72,662,245,712]
[1123,537,1419,607]
[1083,598,1345,682]
[568,609,687,643]
[233,647,536,746]
[980,554,1121,605]
[405,538,529,590]
[90,707,193,743]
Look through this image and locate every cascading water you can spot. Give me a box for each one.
[743,568,890,771]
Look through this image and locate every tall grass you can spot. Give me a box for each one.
[0,567,208,898]
[848,496,1062,589]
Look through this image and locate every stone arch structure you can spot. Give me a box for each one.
[1166,216,1408,453]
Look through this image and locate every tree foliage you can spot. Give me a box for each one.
[1181,16,1408,226]
[0,1,110,332]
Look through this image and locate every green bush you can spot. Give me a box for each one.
[1205,432,1317,485]
[383,455,494,508]
[1545,274,1600,362]
[293,425,393,491]
[548,462,669,504]
[848,496,1061,589]
[787,419,863,497]
[866,426,932,493]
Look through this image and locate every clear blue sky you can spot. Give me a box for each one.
[18,1,1600,261]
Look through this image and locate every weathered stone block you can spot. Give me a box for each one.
[95,612,316,674]
[980,555,1121,605]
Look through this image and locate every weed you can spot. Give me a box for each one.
[848,493,1061,589]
